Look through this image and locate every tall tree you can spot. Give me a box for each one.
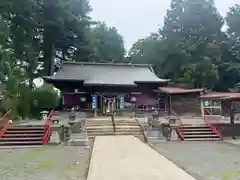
[90,22,125,62]
[219,4,240,91]
[161,0,223,88]
[0,0,94,76]
[39,0,93,75]
[161,0,184,41]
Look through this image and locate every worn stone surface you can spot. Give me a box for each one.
[68,133,89,146]
[88,136,196,180]
[152,141,240,180]
[0,145,92,180]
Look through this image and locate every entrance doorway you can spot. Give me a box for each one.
[101,98,118,115]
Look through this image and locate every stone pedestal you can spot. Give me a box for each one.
[170,125,179,141]
[49,131,61,145]
[68,133,89,147]
[147,128,166,144]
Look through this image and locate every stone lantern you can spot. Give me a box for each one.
[41,110,49,121]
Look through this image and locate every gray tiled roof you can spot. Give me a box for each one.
[44,61,169,86]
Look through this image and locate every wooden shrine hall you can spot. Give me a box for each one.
[43,61,169,116]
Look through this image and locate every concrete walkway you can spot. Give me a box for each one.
[87,136,196,180]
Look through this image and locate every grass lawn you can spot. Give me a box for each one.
[0,145,91,180]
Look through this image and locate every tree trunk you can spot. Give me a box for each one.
[43,28,54,76]
[43,0,54,76]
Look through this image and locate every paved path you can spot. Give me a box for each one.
[87,136,196,180]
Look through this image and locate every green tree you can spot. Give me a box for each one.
[128,33,168,76]
[33,84,60,110]
[215,4,240,91]
[39,0,94,75]
[90,22,125,62]
[161,0,223,88]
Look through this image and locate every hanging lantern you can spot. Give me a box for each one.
[80,97,86,102]
[131,96,136,102]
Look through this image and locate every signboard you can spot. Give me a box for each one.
[119,95,125,109]
[92,95,97,109]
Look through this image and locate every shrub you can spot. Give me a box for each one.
[32,84,60,113]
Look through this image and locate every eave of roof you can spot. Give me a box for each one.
[157,87,204,94]
[44,61,169,86]
[200,92,240,99]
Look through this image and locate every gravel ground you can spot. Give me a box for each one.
[0,144,92,180]
[152,141,240,180]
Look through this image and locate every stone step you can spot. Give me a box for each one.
[0,141,42,146]
[87,122,139,125]
[87,132,142,136]
[87,128,141,132]
[87,121,113,124]
[87,120,137,124]
[2,133,44,137]
[184,134,219,138]
[184,137,221,141]
[5,130,44,134]
[86,126,140,130]
[182,128,212,132]
[183,131,214,134]
[0,137,42,142]
[8,127,44,131]
[86,126,113,129]
[87,130,114,133]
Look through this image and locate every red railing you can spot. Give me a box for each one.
[42,110,55,145]
[0,110,12,137]
[0,120,12,137]
[176,118,184,140]
[171,109,184,140]
[204,110,222,140]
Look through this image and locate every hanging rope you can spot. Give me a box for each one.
[96,93,124,103]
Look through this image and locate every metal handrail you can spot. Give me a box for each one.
[0,109,11,123]
[204,110,223,140]
[0,110,12,138]
[110,114,116,135]
[135,118,148,143]
[171,109,184,140]
[0,120,12,137]
[42,110,55,145]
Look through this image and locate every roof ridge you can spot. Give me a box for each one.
[62,61,151,67]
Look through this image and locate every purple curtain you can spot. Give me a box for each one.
[64,94,81,106]
[135,93,157,106]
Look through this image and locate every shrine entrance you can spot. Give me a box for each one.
[97,93,124,116]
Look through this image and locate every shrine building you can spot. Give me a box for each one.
[43,61,169,116]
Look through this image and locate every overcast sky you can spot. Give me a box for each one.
[90,0,239,50]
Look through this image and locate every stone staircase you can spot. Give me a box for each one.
[86,119,142,138]
[0,125,46,146]
[178,124,222,141]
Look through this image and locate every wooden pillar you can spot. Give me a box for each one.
[230,100,236,139]
[168,95,171,116]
